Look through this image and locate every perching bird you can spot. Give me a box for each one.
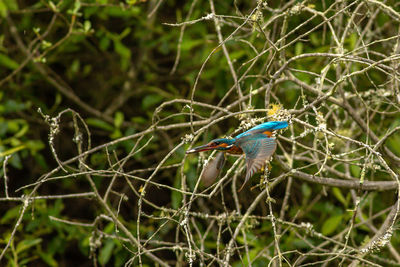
[186,121,288,191]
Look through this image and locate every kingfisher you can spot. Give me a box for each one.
[186,121,288,191]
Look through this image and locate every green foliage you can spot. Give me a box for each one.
[322,214,343,236]
[0,92,45,169]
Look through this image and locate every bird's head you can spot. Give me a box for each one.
[186,138,234,154]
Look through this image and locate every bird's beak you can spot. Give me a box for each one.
[186,144,217,154]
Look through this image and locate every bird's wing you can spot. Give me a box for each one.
[235,134,277,191]
[235,121,288,139]
[201,152,226,187]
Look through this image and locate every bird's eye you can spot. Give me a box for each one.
[214,141,220,145]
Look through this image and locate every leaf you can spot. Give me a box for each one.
[295,42,303,56]
[0,144,26,157]
[355,212,371,232]
[98,239,115,265]
[131,116,147,124]
[347,33,357,51]
[25,140,45,154]
[90,153,107,167]
[0,121,7,136]
[0,1,6,17]
[83,20,91,32]
[14,123,29,138]
[387,134,400,156]
[34,153,48,170]
[114,40,131,58]
[114,111,124,128]
[119,27,131,39]
[110,129,122,139]
[10,137,22,146]
[99,36,111,51]
[141,94,163,109]
[229,50,246,60]
[0,0,18,18]
[86,118,114,132]
[9,151,22,169]
[7,120,20,133]
[350,165,361,177]
[4,100,27,113]
[301,183,311,199]
[38,250,58,267]
[292,238,311,249]
[181,39,204,51]
[104,222,115,234]
[106,6,140,17]
[322,214,342,235]
[171,175,182,210]
[0,205,21,223]
[0,53,19,70]
[309,32,320,46]
[16,238,42,254]
[114,40,131,70]
[71,0,81,15]
[332,187,347,207]
[4,0,19,11]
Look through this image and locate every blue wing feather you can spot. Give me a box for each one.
[235,121,288,139]
[234,134,277,191]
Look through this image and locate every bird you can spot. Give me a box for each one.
[186,121,288,191]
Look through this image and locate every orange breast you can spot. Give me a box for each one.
[226,145,243,155]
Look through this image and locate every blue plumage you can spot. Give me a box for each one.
[235,121,289,139]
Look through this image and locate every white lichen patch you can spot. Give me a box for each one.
[181,133,194,143]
